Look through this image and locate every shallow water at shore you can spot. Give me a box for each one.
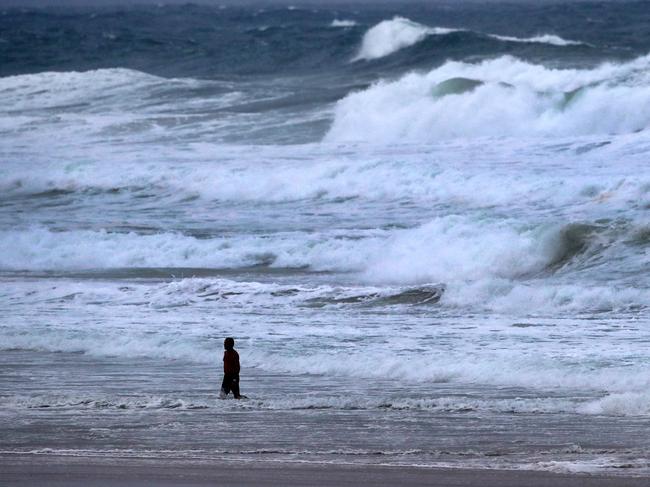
[2,349,649,475]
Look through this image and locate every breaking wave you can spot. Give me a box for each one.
[2,263,648,317]
[0,218,642,282]
[328,54,650,142]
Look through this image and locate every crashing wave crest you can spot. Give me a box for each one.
[328,55,650,142]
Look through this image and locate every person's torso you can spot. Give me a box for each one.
[223,349,240,375]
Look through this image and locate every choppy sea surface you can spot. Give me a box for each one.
[1,0,649,475]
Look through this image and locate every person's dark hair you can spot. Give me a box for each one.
[224,337,235,350]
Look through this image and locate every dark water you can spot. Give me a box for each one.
[2,1,650,79]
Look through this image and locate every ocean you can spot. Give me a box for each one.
[1,0,649,476]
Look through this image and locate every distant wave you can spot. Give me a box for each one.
[330,19,357,28]
[353,17,459,61]
[353,16,587,61]
[489,33,585,47]
[329,54,650,141]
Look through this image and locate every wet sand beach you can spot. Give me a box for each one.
[2,454,649,487]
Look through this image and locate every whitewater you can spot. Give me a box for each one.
[1,1,649,476]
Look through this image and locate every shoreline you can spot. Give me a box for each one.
[2,454,648,487]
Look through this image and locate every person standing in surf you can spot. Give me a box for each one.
[220,337,242,399]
